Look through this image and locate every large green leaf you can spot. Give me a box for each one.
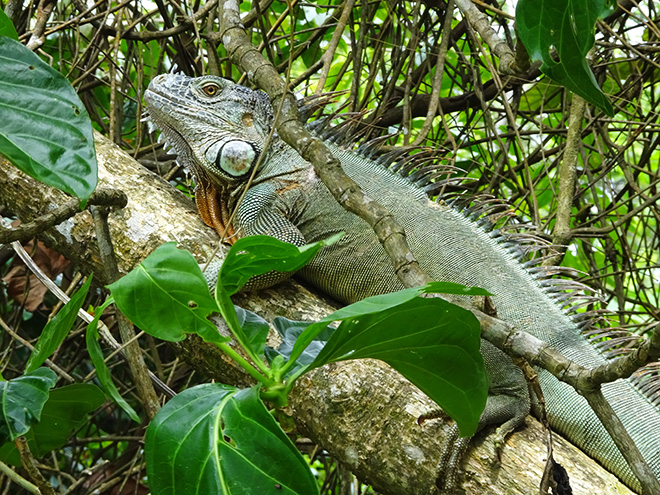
[25,276,93,373]
[516,0,614,115]
[219,233,342,296]
[0,13,19,40]
[0,368,57,444]
[286,282,489,369]
[108,242,224,344]
[279,282,490,437]
[145,385,318,495]
[311,296,486,436]
[0,383,105,465]
[235,306,270,357]
[215,234,341,360]
[86,299,141,423]
[0,37,98,201]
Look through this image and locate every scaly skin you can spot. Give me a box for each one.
[144,73,660,492]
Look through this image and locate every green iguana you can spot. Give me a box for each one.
[144,73,660,493]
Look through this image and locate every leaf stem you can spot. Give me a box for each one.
[278,321,328,377]
[215,290,272,376]
[216,342,271,385]
[282,366,310,396]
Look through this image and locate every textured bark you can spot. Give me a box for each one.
[0,134,636,495]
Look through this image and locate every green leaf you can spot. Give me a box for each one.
[108,242,225,344]
[0,368,57,444]
[265,317,333,378]
[0,13,19,40]
[86,300,141,423]
[279,282,489,436]
[516,0,614,115]
[312,296,487,436]
[219,233,343,296]
[25,383,105,455]
[145,385,318,495]
[235,306,269,357]
[286,282,489,369]
[0,383,105,466]
[0,37,98,201]
[25,276,93,373]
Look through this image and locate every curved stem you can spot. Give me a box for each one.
[216,342,270,385]
[216,290,272,376]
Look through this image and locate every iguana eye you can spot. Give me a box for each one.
[201,83,220,96]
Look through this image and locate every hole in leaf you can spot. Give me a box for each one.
[28,65,35,70]
[188,300,198,309]
[73,106,81,116]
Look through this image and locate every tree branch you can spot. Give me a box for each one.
[0,189,126,244]
[454,0,529,74]
[545,95,586,266]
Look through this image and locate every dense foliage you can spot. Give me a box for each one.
[0,0,659,493]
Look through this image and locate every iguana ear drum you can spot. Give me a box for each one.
[206,140,257,178]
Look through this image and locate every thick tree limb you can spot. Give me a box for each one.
[0,189,126,244]
[0,136,636,494]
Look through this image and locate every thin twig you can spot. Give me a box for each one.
[315,0,357,94]
[454,0,528,74]
[25,0,55,50]
[544,94,586,266]
[15,437,56,495]
[0,315,75,383]
[0,460,41,495]
[412,0,456,146]
[90,206,161,419]
[0,189,127,244]
[9,240,176,399]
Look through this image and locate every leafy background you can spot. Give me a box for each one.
[1,0,659,493]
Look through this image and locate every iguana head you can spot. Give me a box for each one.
[144,73,274,183]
